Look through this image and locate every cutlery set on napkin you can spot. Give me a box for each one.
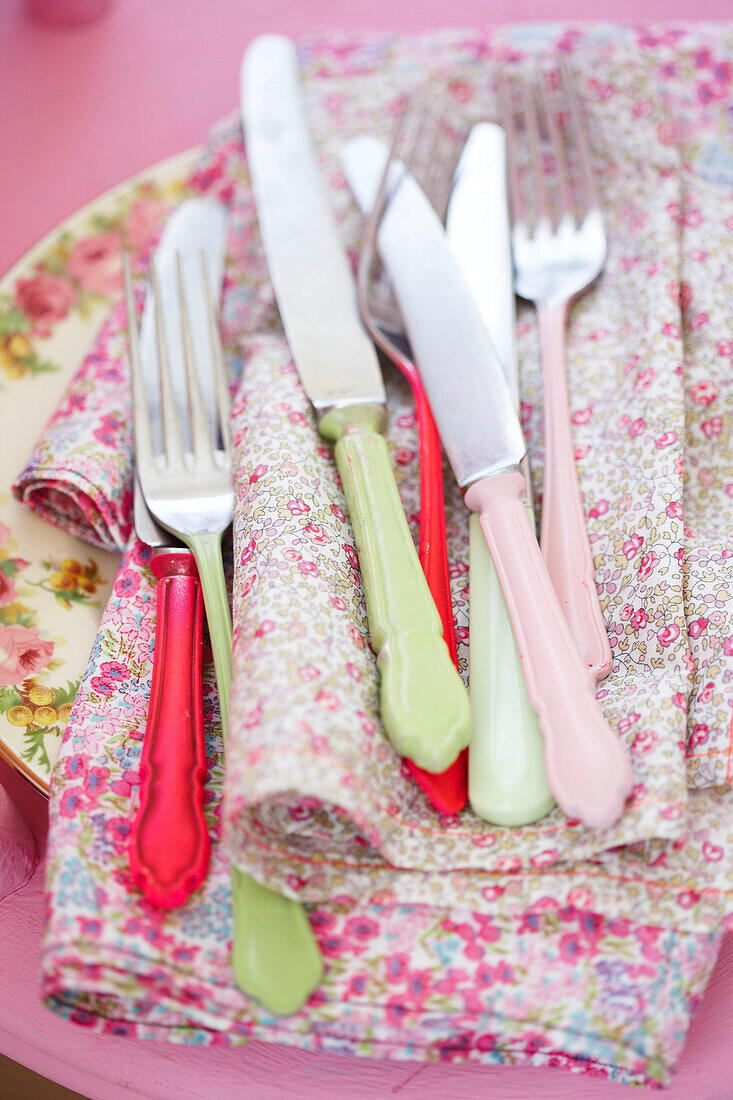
[12,20,733,1087]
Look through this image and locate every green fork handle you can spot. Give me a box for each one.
[467,512,555,825]
[188,531,323,1016]
[320,404,471,774]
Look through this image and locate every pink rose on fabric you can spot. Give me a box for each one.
[0,624,54,686]
[701,417,722,438]
[702,840,724,862]
[655,431,677,448]
[122,199,167,251]
[630,608,648,630]
[689,617,709,639]
[623,534,643,559]
[14,273,76,335]
[0,570,18,608]
[658,623,680,647]
[68,233,122,295]
[631,729,657,755]
[637,551,658,579]
[689,380,719,406]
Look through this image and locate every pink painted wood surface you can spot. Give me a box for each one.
[2,1,733,1094]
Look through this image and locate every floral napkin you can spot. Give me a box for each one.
[15,21,733,1087]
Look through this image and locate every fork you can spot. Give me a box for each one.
[501,59,613,682]
[354,137,468,816]
[123,254,323,1016]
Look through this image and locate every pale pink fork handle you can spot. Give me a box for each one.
[537,302,612,682]
[464,470,632,831]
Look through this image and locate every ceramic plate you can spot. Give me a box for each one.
[0,149,197,794]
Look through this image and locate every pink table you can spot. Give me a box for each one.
[2,1,733,1095]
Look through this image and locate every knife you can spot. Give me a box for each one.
[446,124,554,826]
[128,199,228,908]
[340,137,632,831]
[241,35,471,775]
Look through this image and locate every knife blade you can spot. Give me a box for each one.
[128,198,227,908]
[446,124,554,827]
[241,34,471,775]
[341,135,632,831]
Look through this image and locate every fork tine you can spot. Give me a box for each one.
[356,102,412,358]
[522,73,552,229]
[558,57,600,214]
[175,251,213,464]
[123,252,155,471]
[498,74,526,229]
[150,259,185,467]
[541,64,574,220]
[201,252,231,456]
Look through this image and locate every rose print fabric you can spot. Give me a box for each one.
[25,21,733,1086]
[39,533,722,1088]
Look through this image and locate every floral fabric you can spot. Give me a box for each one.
[24,20,733,1087]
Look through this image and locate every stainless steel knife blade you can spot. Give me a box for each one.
[241,34,385,413]
[446,123,518,405]
[341,135,526,487]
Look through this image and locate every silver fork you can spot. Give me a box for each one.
[123,255,323,1016]
[501,59,612,682]
[124,253,234,715]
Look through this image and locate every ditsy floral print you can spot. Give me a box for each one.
[25,21,733,1088]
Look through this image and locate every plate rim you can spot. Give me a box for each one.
[0,146,200,796]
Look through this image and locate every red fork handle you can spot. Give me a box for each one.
[129,550,210,908]
[404,383,468,814]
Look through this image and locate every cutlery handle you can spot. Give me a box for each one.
[230,869,324,1016]
[320,404,471,774]
[129,551,210,909]
[187,530,324,1014]
[467,511,555,826]
[465,470,632,831]
[537,302,612,681]
[405,383,468,814]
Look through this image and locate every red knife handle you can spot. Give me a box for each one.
[405,385,468,815]
[129,551,210,909]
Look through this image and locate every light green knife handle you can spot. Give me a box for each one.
[320,404,471,774]
[467,511,555,826]
[187,530,323,1015]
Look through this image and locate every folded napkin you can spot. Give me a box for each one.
[17,21,733,1087]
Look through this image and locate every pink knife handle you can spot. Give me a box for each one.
[464,471,632,831]
[537,302,613,682]
[404,375,468,814]
[129,550,210,909]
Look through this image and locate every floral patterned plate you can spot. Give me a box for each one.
[0,149,197,794]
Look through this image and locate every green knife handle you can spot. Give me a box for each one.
[320,404,471,774]
[186,531,323,1016]
[468,512,555,826]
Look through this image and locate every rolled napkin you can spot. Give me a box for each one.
[20,20,733,1086]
